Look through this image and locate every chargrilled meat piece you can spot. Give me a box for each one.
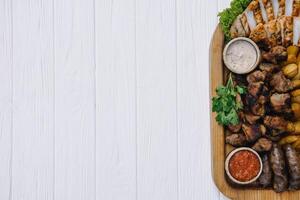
[265,134,282,142]
[278,0,286,17]
[245,113,261,124]
[226,133,247,147]
[245,93,257,108]
[259,154,272,188]
[234,74,248,87]
[248,82,264,97]
[242,123,264,143]
[264,116,288,132]
[251,102,266,116]
[262,46,287,63]
[262,0,274,20]
[252,138,273,152]
[230,15,247,38]
[293,0,300,16]
[258,94,268,104]
[270,72,293,93]
[277,16,293,46]
[284,144,300,190]
[259,63,280,74]
[227,123,242,133]
[283,16,293,46]
[247,70,266,83]
[241,13,251,35]
[270,46,287,61]
[248,0,264,24]
[250,23,269,49]
[270,144,288,193]
[262,51,277,63]
[264,19,280,47]
[270,93,291,112]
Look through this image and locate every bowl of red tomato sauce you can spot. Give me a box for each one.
[225,147,263,185]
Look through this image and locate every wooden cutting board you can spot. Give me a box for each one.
[210,25,300,200]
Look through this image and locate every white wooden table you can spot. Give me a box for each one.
[0,0,232,199]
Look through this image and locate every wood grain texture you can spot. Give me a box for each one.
[177,0,220,199]
[95,0,137,200]
[210,25,300,200]
[136,0,178,199]
[54,0,95,199]
[0,0,12,199]
[216,2,231,200]
[11,0,54,199]
[0,0,232,199]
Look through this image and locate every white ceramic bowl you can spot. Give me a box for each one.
[223,37,261,74]
[225,147,263,185]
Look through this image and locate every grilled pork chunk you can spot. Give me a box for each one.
[264,115,288,131]
[259,63,280,74]
[262,0,275,20]
[249,0,265,24]
[247,70,267,83]
[251,102,266,116]
[241,13,251,35]
[250,23,269,48]
[248,82,264,97]
[272,0,280,18]
[259,0,269,22]
[245,113,261,124]
[270,93,291,112]
[270,71,293,92]
[242,123,264,142]
[293,0,300,16]
[226,133,248,147]
[278,0,286,17]
[252,137,273,152]
[230,15,247,38]
[227,123,242,133]
[264,19,281,46]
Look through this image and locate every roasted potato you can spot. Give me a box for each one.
[283,63,298,78]
[292,103,300,119]
[279,135,300,145]
[287,46,299,64]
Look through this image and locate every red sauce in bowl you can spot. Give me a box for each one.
[228,150,261,182]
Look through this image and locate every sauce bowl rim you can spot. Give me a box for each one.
[225,147,263,185]
[223,37,261,75]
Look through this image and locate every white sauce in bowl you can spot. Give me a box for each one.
[223,38,260,74]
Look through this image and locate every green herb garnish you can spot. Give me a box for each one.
[218,0,251,41]
[212,74,246,126]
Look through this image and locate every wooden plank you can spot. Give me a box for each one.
[95,0,137,200]
[210,25,300,200]
[0,0,12,199]
[11,0,54,199]
[176,0,220,199]
[136,1,178,199]
[53,0,95,199]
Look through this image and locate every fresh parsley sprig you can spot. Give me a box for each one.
[212,74,246,126]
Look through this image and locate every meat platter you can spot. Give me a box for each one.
[210,0,300,199]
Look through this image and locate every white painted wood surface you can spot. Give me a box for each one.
[0,0,231,199]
